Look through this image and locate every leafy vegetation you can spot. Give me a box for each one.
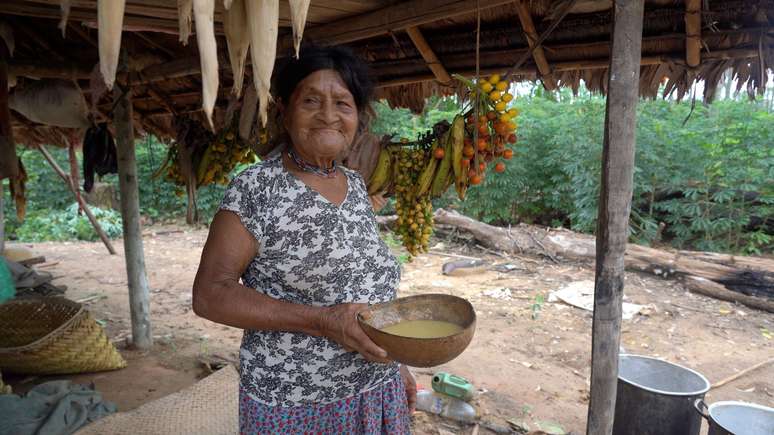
[4,90,772,254]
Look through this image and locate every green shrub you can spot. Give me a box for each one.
[13,203,123,242]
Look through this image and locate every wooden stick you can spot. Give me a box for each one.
[405,26,452,84]
[710,358,774,390]
[37,145,117,255]
[113,82,153,350]
[685,0,702,67]
[586,1,644,434]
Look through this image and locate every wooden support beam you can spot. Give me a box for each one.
[405,26,451,84]
[514,0,557,89]
[0,36,18,182]
[374,47,761,88]
[0,185,4,255]
[37,144,117,255]
[113,84,152,350]
[587,1,644,434]
[290,0,517,49]
[685,0,702,67]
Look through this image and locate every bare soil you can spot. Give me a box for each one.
[6,226,773,434]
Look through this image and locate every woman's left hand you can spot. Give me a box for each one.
[399,365,417,414]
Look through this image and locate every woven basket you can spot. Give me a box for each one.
[0,297,126,375]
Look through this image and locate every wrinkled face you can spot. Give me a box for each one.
[283,69,359,159]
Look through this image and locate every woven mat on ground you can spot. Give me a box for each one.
[75,365,239,435]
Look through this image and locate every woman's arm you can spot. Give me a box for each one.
[193,210,389,362]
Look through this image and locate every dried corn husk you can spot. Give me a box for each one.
[245,0,278,127]
[58,0,72,37]
[193,0,219,128]
[223,0,250,97]
[0,22,14,57]
[178,0,194,45]
[97,0,125,90]
[289,0,310,58]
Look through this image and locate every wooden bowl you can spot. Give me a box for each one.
[358,294,476,367]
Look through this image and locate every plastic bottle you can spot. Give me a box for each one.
[415,389,477,423]
[431,372,474,401]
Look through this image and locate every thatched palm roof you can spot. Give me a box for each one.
[1,0,772,145]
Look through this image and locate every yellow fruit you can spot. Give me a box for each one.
[495,81,508,91]
[489,73,501,84]
[499,113,511,122]
[508,108,520,117]
[481,82,493,93]
[495,101,507,112]
[489,90,502,101]
[503,93,514,103]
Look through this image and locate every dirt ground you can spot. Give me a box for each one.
[6,226,773,434]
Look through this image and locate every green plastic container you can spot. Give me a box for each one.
[432,372,474,401]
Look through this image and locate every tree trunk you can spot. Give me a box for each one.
[114,85,153,350]
[426,208,774,312]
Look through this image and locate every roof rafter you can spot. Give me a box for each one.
[405,26,451,85]
[514,0,557,89]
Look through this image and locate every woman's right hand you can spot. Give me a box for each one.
[318,303,391,363]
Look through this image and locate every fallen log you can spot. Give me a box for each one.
[395,209,774,312]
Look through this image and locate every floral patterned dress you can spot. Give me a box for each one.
[219,153,411,434]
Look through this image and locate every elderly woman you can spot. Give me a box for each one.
[192,46,415,434]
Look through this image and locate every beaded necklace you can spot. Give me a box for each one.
[287,148,338,178]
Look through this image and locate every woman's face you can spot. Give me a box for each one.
[283,69,359,159]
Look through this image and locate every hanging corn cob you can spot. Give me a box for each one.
[177,0,193,45]
[245,0,279,127]
[289,0,311,58]
[97,0,125,90]
[223,0,250,97]
[59,0,72,37]
[193,0,219,128]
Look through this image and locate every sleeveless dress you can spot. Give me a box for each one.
[219,154,411,434]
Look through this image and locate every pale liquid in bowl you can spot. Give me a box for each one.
[380,320,463,338]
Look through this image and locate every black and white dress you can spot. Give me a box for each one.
[219,153,402,408]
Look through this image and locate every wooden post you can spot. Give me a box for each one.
[685,0,701,67]
[586,1,644,434]
[0,184,4,255]
[113,85,152,350]
[0,35,18,183]
[37,145,117,255]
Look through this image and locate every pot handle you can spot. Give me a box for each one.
[694,398,710,420]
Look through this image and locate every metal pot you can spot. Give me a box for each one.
[695,400,774,435]
[613,354,710,435]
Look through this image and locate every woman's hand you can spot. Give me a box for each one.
[318,303,391,363]
[400,365,417,414]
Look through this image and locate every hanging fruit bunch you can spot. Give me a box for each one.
[155,121,257,196]
[368,128,452,257]
[195,124,257,187]
[365,72,519,257]
[453,73,519,200]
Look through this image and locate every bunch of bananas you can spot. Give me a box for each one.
[196,127,256,187]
